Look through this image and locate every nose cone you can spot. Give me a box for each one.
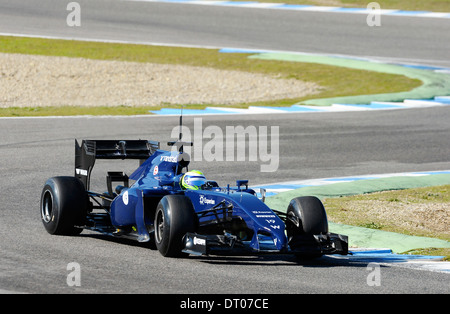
[230,192,287,251]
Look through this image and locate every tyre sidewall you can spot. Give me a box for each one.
[154,195,197,257]
[154,197,171,256]
[287,196,328,235]
[40,176,87,235]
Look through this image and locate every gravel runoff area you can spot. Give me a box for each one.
[331,198,449,239]
[0,53,320,108]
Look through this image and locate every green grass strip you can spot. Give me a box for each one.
[251,52,450,106]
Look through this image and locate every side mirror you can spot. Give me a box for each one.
[236,180,249,191]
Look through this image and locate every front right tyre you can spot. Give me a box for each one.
[286,196,329,259]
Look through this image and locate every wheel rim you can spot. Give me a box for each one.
[41,190,53,223]
[155,209,165,244]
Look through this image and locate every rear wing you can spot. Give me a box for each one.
[75,139,159,190]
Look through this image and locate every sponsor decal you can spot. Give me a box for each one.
[75,168,88,176]
[123,191,129,205]
[193,236,206,246]
[160,155,178,163]
[252,210,276,218]
[199,195,215,205]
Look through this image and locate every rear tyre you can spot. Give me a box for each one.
[40,176,88,235]
[286,196,328,259]
[154,195,197,257]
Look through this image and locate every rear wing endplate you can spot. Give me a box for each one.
[75,139,159,190]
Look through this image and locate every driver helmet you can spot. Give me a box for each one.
[181,170,206,190]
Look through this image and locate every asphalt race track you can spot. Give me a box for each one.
[1,0,450,67]
[0,0,449,294]
[1,109,449,294]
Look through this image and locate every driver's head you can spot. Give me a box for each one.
[180,170,206,190]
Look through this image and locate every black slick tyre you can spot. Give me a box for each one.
[287,196,328,235]
[154,195,197,257]
[40,176,88,235]
[286,196,328,259]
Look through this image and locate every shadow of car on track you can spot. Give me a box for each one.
[77,232,372,269]
[190,253,374,269]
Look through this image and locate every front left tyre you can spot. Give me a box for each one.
[154,195,197,257]
[40,176,88,235]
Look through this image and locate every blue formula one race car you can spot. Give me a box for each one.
[40,133,348,259]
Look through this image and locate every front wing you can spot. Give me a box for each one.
[182,231,348,256]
